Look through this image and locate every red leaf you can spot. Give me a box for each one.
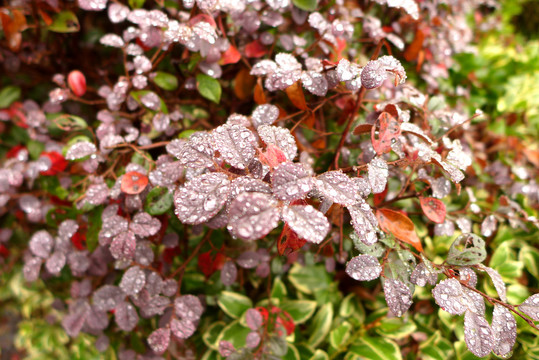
[0,244,9,258]
[259,144,287,169]
[221,45,241,65]
[376,208,423,252]
[277,310,295,335]
[373,183,388,206]
[121,171,149,195]
[420,197,446,224]
[277,225,307,256]
[244,40,267,58]
[371,112,401,155]
[198,251,214,277]
[40,152,68,176]
[7,145,26,159]
[71,232,86,250]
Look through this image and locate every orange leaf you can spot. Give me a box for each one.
[254,81,267,104]
[234,68,255,100]
[221,45,241,65]
[376,208,423,252]
[121,171,149,195]
[304,112,315,129]
[371,112,401,155]
[373,184,388,207]
[419,197,446,224]
[285,81,308,110]
[404,28,425,62]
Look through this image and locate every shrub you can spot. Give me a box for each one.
[0,0,538,359]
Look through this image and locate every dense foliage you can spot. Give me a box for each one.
[1,0,538,359]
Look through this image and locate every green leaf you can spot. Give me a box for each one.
[271,277,287,300]
[292,0,318,11]
[447,233,487,266]
[144,187,173,215]
[48,11,80,33]
[196,74,221,103]
[309,350,329,360]
[375,317,417,339]
[346,337,402,360]
[521,246,539,279]
[339,293,365,322]
[217,291,253,319]
[128,0,146,8]
[329,322,352,349]
[130,90,168,114]
[288,263,331,294]
[215,321,250,349]
[307,303,333,347]
[0,86,21,109]
[53,114,88,130]
[87,207,103,252]
[280,300,317,324]
[153,72,179,91]
[202,321,226,350]
[27,140,45,160]
[284,344,301,360]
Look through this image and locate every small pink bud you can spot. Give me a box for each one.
[67,70,87,97]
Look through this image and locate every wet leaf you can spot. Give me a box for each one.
[147,328,170,355]
[121,171,149,195]
[518,294,539,321]
[227,192,280,241]
[371,112,401,155]
[272,162,314,201]
[447,233,486,266]
[212,124,257,169]
[282,205,330,244]
[432,278,467,315]
[346,254,382,281]
[491,304,517,357]
[376,208,423,252]
[145,187,173,215]
[383,279,413,317]
[420,197,446,224]
[174,172,230,225]
[463,310,493,358]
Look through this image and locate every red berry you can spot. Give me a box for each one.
[67,70,87,97]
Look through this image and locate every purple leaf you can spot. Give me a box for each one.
[345,254,382,281]
[135,240,155,266]
[174,172,230,225]
[219,340,235,357]
[212,124,257,169]
[367,157,388,194]
[282,205,330,244]
[161,279,178,297]
[361,55,406,89]
[120,266,146,296]
[480,215,497,237]
[220,261,238,286]
[246,308,263,330]
[410,262,438,287]
[432,278,467,315]
[62,299,90,337]
[227,192,280,241]
[174,295,204,321]
[29,230,54,258]
[110,230,137,261]
[170,318,196,339]
[146,272,164,296]
[478,265,507,302]
[383,279,413,317]
[66,141,97,160]
[347,199,378,245]
[246,331,261,348]
[257,125,298,161]
[130,212,161,237]
[236,251,260,269]
[518,294,539,320]
[86,305,110,331]
[251,104,279,128]
[301,71,328,97]
[464,310,494,358]
[271,162,314,201]
[167,133,215,169]
[115,301,139,331]
[316,171,357,206]
[45,251,66,275]
[459,267,478,288]
[491,304,517,357]
[147,327,171,355]
[92,285,125,311]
